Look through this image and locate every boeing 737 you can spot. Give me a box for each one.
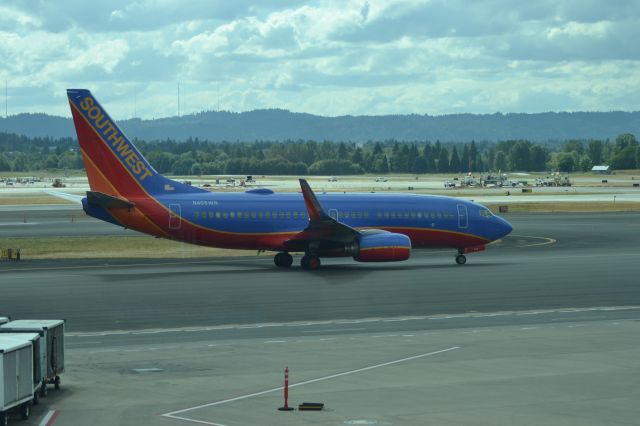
[61,89,512,270]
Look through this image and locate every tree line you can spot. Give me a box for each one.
[0,132,638,175]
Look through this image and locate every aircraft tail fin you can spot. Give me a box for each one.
[66,89,206,197]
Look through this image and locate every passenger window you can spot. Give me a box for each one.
[215,212,221,219]
[223,212,228,219]
[437,212,442,219]
[293,212,298,219]
[404,212,409,219]
[286,212,291,219]
[390,212,396,219]
[230,212,235,218]
[237,211,242,219]
[265,212,270,219]
[243,212,249,219]
[258,212,263,219]
[279,212,285,219]
[194,211,200,218]
[410,212,415,219]
[417,212,422,218]
[356,212,362,219]
[384,212,389,219]
[377,212,382,219]
[251,211,256,219]
[344,212,350,218]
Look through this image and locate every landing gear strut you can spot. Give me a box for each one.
[301,254,321,270]
[274,252,293,268]
[455,250,467,265]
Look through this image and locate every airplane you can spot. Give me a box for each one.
[59,89,512,270]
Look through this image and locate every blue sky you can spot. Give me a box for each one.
[1,0,639,118]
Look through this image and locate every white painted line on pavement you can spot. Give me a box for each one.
[38,410,59,426]
[161,346,461,425]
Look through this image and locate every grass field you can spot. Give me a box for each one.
[1,236,253,260]
[487,202,640,213]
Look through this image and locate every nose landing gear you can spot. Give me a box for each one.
[455,249,467,265]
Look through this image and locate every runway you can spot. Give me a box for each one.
[2,211,640,425]
[1,212,639,332]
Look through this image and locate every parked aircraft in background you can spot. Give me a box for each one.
[60,89,512,270]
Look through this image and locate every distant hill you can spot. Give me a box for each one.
[1,109,639,142]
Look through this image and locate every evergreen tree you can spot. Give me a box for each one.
[449,146,461,173]
[437,147,449,173]
[461,144,470,172]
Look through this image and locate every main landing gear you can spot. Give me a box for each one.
[301,254,321,270]
[455,249,467,265]
[274,252,293,268]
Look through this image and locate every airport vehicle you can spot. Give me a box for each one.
[0,338,33,424]
[0,334,43,403]
[0,319,7,326]
[0,320,65,393]
[61,89,512,269]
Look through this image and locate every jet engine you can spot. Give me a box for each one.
[354,231,411,262]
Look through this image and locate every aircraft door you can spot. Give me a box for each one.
[329,208,339,221]
[169,204,182,230]
[457,204,468,229]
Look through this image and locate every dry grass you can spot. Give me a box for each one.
[487,201,640,213]
[2,236,253,260]
[0,195,74,205]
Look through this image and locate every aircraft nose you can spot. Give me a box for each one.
[495,216,513,238]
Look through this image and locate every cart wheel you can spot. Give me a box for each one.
[41,383,48,397]
[54,376,61,390]
[33,390,40,405]
[0,412,7,426]
[21,403,30,420]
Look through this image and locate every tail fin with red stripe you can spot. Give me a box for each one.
[67,89,205,197]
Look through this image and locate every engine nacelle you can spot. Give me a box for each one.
[354,232,411,262]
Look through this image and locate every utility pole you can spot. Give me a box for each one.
[4,80,7,118]
[177,81,180,117]
[133,87,137,118]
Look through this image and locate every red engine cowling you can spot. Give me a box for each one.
[354,232,411,262]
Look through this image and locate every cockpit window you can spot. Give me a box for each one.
[479,209,493,218]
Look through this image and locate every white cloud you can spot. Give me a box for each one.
[1,0,640,118]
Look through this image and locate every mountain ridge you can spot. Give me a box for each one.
[1,109,639,142]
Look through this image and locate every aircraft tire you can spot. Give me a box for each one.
[0,412,7,426]
[274,252,293,268]
[455,254,467,265]
[301,255,321,270]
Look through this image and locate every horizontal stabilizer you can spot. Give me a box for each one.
[86,191,135,209]
[45,190,84,204]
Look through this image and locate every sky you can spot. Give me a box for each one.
[1,0,640,119]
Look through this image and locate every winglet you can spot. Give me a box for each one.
[299,179,330,221]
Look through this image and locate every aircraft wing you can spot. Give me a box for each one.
[283,179,360,251]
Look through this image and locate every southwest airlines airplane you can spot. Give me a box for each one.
[62,89,512,270]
